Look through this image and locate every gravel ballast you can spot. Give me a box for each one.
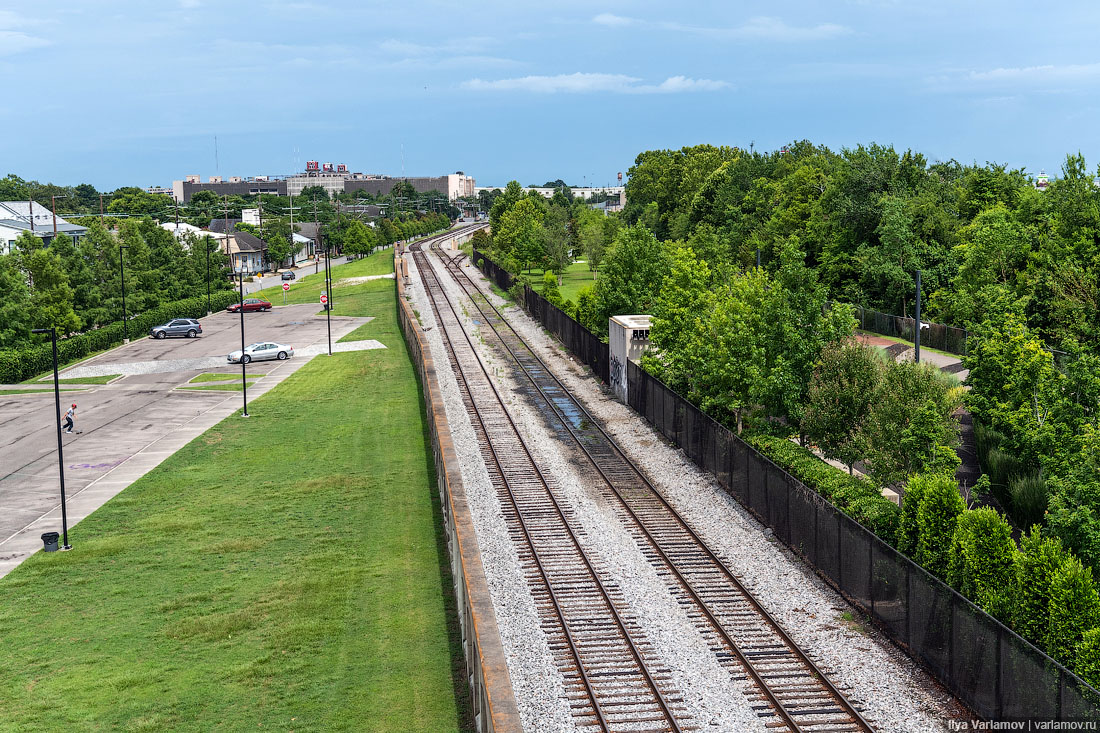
[408,249,964,731]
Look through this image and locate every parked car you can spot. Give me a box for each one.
[227,342,294,364]
[280,270,296,281]
[150,318,202,339]
[227,298,272,313]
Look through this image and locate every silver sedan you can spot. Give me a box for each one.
[227,341,294,364]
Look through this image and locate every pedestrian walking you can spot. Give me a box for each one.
[64,403,76,433]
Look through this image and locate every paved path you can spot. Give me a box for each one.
[0,304,385,579]
[855,332,968,380]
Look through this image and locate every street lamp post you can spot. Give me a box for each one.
[119,244,130,343]
[31,328,71,550]
[238,270,249,417]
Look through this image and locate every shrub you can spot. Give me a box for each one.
[1013,527,1070,647]
[915,473,966,579]
[748,434,900,544]
[946,507,1016,621]
[897,475,929,556]
[1077,628,1100,688]
[1047,555,1100,664]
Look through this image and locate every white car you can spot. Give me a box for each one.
[227,342,294,364]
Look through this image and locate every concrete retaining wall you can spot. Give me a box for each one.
[394,253,521,733]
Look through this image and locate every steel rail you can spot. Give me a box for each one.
[410,241,683,732]
[437,244,875,733]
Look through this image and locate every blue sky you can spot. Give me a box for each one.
[2,1,1099,190]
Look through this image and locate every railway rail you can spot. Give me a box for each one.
[410,235,689,732]
[421,240,876,733]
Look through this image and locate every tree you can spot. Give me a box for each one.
[1047,555,1100,664]
[592,225,669,334]
[946,507,1016,620]
[0,253,32,346]
[541,271,563,307]
[342,220,376,257]
[494,197,544,273]
[489,181,523,238]
[863,360,960,487]
[106,187,172,217]
[300,185,329,202]
[1077,628,1100,687]
[915,472,966,579]
[539,205,572,284]
[1013,527,1070,646]
[14,232,81,335]
[803,344,884,473]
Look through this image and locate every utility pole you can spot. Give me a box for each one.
[119,244,130,343]
[313,196,320,275]
[914,270,922,364]
[99,193,105,225]
[284,193,301,266]
[204,235,213,315]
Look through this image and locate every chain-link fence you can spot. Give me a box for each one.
[626,358,1100,723]
[474,251,1100,722]
[828,302,969,356]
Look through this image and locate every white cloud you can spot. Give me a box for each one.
[593,13,634,27]
[461,72,728,94]
[0,30,50,56]
[967,63,1100,83]
[592,13,850,42]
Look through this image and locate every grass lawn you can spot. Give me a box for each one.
[260,249,395,306]
[518,260,596,302]
[35,374,122,386]
[855,330,962,360]
[188,372,266,384]
[0,267,469,732]
[0,387,87,396]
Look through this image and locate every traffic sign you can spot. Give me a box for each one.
[282,282,290,291]
[320,293,328,305]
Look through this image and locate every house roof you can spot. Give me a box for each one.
[207,218,242,234]
[292,232,311,244]
[0,201,87,236]
[232,230,268,253]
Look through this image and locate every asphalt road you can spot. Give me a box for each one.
[242,255,350,295]
[0,304,370,575]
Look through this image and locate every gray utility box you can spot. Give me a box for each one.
[609,315,652,403]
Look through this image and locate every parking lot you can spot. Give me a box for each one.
[0,304,377,576]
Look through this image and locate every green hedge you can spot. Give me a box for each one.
[747,433,901,543]
[0,291,241,383]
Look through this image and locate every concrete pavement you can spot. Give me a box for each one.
[0,303,383,579]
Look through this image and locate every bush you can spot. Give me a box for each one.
[748,434,900,544]
[1047,555,1100,664]
[946,506,1016,621]
[915,472,966,579]
[0,290,240,383]
[897,475,929,556]
[1014,527,1070,647]
[1077,628,1100,688]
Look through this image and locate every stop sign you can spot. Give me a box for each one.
[320,293,328,305]
[282,283,290,291]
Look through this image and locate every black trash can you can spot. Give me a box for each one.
[41,532,59,552]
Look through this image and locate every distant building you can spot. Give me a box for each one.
[0,201,87,254]
[226,231,267,274]
[160,221,209,243]
[474,185,625,202]
[174,163,475,202]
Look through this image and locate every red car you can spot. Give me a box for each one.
[227,298,272,313]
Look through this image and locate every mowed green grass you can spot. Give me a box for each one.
[519,260,596,302]
[0,268,469,732]
[0,387,87,395]
[36,374,122,385]
[259,249,395,306]
[188,372,266,384]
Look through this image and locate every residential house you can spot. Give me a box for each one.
[227,231,267,275]
[0,201,88,254]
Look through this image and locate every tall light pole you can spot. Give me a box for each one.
[914,270,922,364]
[31,327,71,551]
[119,244,130,343]
[238,270,250,417]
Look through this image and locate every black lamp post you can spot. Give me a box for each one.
[31,327,71,550]
[204,235,213,315]
[119,244,130,342]
[238,270,249,417]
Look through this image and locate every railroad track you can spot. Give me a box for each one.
[409,237,690,732]
[426,242,876,733]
